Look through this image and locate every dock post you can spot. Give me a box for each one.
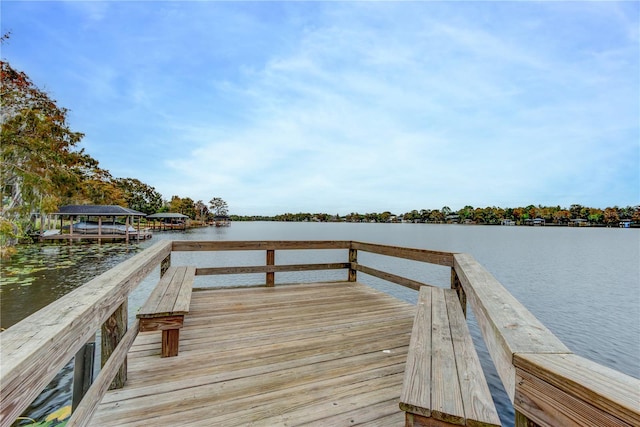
[348,247,357,282]
[451,267,467,317]
[102,301,128,389]
[161,252,171,277]
[72,336,95,411]
[266,249,275,287]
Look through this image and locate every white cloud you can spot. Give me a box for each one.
[3,1,637,214]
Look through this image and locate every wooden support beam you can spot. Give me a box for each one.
[101,301,127,390]
[348,247,357,282]
[266,249,275,287]
[450,267,466,318]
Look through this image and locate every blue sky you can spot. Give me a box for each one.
[2,1,638,215]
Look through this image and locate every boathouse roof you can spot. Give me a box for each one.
[55,205,146,216]
[146,212,189,219]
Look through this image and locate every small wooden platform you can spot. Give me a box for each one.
[91,281,416,426]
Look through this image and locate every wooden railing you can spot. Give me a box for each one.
[0,240,637,427]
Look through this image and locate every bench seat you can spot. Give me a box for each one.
[400,286,501,427]
[137,266,196,357]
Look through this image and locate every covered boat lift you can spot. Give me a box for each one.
[45,205,149,243]
[146,212,189,231]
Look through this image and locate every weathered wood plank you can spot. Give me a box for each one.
[514,353,640,427]
[195,262,349,276]
[400,286,433,417]
[444,289,500,427]
[137,266,194,318]
[138,315,183,332]
[91,282,415,426]
[173,265,195,311]
[431,288,465,425]
[358,263,435,291]
[453,253,570,402]
[0,240,172,427]
[352,241,454,266]
[101,301,127,390]
[171,240,351,252]
[401,287,499,427]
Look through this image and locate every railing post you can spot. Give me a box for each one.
[266,249,275,287]
[348,247,357,282]
[161,253,171,277]
[101,300,127,389]
[451,267,467,317]
[72,336,95,411]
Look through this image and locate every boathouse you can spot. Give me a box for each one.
[213,214,231,227]
[146,212,189,231]
[44,205,149,243]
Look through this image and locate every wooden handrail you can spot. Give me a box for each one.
[453,253,571,402]
[1,240,637,427]
[0,240,172,427]
[351,241,454,266]
[453,252,640,426]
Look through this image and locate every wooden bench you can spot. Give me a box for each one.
[137,266,196,357]
[400,286,501,427]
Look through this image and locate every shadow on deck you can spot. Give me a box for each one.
[92,282,415,426]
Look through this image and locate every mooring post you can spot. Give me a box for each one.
[348,247,357,282]
[266,249,275,287]
[72,335,96,411]
[102,301,127,389]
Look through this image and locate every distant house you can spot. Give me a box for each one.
[619,219,632,228]
[146,212,189,230]
[525,218,546,226]
[570,219,589,227]
[213,215,231,227]
[445,214,460,224]
[501,219,515,226]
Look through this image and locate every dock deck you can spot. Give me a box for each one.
[92,281,415,426]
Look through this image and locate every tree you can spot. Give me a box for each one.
[1,47,93,250]
[79,167,126,206]
[194,200,208,222]
[115,178,163,215]
[458,206,474,221]
[603,207,619,226]
[169,195,196,219]
[209,197,228,216]
[429,209,444,223]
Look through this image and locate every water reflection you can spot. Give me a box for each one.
[1,242,144,329]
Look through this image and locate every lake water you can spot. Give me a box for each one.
[2,222,639,426]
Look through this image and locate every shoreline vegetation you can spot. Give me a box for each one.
[229,204,640,227]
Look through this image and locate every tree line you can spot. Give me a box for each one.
[231,204,639,226]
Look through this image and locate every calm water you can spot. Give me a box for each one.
[2,222,639,426]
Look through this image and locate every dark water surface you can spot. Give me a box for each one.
[2,223,638,426]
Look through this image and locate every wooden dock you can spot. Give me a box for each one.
[2,240,638,427]
[92,282,414,426]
